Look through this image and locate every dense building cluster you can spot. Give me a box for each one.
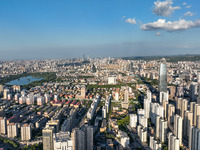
[0,57,200,149]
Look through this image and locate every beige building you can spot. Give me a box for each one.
[21,124,32,141]
[0,117,7,134]
[46,119,60,133]
[43,126,54,150]
[7,123,18,138]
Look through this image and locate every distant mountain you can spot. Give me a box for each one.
[121,54,200,62]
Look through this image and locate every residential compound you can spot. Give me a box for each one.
[0,57,200,149]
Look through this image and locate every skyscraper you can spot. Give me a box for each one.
[71,128,85,150]
[159,58,167,93]
[168,104,175,126]
[174,114,183,146]
[42,126,54,150]
[84,126,93,150]
[129,62,133,72]
[71,126,93,150]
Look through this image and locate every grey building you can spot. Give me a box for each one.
[159,59,167,92]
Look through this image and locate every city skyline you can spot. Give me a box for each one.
[0,0,200,60]
[0,57,200,149]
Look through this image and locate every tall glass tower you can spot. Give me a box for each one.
[159,58,167,92]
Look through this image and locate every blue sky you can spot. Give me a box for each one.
[0,0,200,60]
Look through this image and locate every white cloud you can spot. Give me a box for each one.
[186,5,191,8]
[184,11,196,17]
[121,16,126,21]
[153,0,181,16]
[141,19,200,32]
[182,2,187,6]
[125,18,137,24]
[155,32,161,36]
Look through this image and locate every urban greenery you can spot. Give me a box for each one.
[0,136,20,148]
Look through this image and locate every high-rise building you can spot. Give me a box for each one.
[14,93,20,101]
[147,90,152,102]
[159,119,167,142]
[44,93,50,103]
[197,71,200,83]
[61,118,71,132]
[54,131,73,150]
[189,126,200,150]
[12,85,21,93]
[159,91,168,105]
[140,129,147,143]
[169,133,175,150]
[71,126,93,150]
[26,94,34,105]
[102,106,107,118]
[0,117,7,134]
[190,82,198,101]
[19,95,26,104]
[144,98,151,119]
[149,136,154,149]
[129,62,133,72]
[7,123,18,138]
[84,126,93,150]
[46,119,60,133]
[43,126,54,150]
[174,114,183,146]
[124,88,129,103]
[174,138,180,150]
[21,124,32,141]
[162,100,168,119]
[183,111,193,137]
[139,116,147,130]
[176,86,184,97]
[194,104,200,127]
[0,85,3,95]
[0,109,5,117]
[37,96,45,105]
[168,133,180,150]
[197,86,200,104]
[71,128,85,150]
[150,103,164,125]
[81,86,86,99]
[121,87,129,109]
[190,102,196,114]
[168,132,172,150]
[168,104,175,126]
[159,58,167,92]
[169,86,176,99]
[129,114,137,128]
[3,88,9,99]
[196,115,200,129]
[156,116,160,138]
[181,99,188,118]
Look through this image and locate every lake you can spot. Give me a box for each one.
[6,76,43,85]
